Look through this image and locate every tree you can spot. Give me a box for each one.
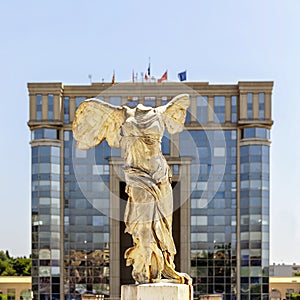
[0,250,31,276]
[12,258,31,276]
[1,266,16,276]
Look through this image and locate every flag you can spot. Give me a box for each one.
[158,70,167,83]
[111,70,115,84]
[145,63,150,80]
[178,70,187,81]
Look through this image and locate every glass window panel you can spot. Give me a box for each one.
[250,232,261,240]
[51,216,60,226]
[127,99,138,107]
[162,131,170,155]
[36,94,42,121]
[64,131,70,141]
[259,92,265,120]
[214,147,225,157]
[40,198,50,205]
[191,233,208,242]
[75,97,86,109]
[40,163,51,173]
[214,96,225,123]
[48,94,54,120]
[52,198,60,208]
[52,147,60,157]
[51,164,60,174]
[247,93,253,120]
[51,181,60,191]
[197,96,208,123]
[75,148,87,158]
[109,96,121,106]
[64,97,70,124]
[44,129,57,139]
[244,128,255,138]
[144,97,156,107]
[191,216,208,226]
[214,233,225,242]
[39,266,51,277]
[214,216,225,225]
[231,96,237,122]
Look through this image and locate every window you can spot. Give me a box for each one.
[214,96,225,123]
[243,128,270,139]
[7,288,16,300]
[162,131,170,155]
[36,94,42,121]
[259,92,265,120]
[110,96,121,106]
[64,97,69,124]
[48,94,54,120]
[31,129,58,140]
[75,97,86,109]
[144,96,156,107]
[127,97,138,107]
[247,93,253,120]
[197,96,208,123]
[231,96,237,122]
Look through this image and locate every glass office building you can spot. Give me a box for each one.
[28,81,273,300]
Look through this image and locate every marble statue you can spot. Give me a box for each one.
[72,94,192,285]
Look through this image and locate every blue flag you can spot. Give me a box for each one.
[178,70,187,81]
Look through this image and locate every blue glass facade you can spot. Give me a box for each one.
[31,145,61,300]
[181,130,237,298]
[63,132,110,297]
[240,145,269,300]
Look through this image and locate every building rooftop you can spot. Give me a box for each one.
[270,277,300,283]
[0,276,31,284]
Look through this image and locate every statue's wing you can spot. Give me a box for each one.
[157,94,190,134]
[72,98,124,149]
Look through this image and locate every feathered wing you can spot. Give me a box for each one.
[157,94,190,134]
[72,98,124,149]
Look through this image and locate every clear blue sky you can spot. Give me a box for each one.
[0,0,299,263]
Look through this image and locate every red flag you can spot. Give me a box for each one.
[158,70,167,83]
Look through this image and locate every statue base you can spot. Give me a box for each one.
[121,282,193,300]
[199,295,223,300]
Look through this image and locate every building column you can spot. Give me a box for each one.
[109,160,123,298]
[179,159,191,275]
[69,97,76,123]
[239,93,247,120]
[208,95,214,123]
[265,92,272,120]
[29,93,36,120]
[225,95,231,123]
[42,94,48,120]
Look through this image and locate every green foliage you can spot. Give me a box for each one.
[291,294,300,300]
[0,294,8,300]
[0,250,31,276]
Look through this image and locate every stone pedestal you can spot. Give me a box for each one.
[121,282,193,300]
[199,295,223,300]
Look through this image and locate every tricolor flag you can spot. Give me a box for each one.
[145,63,151,80]
[158,70,167,83]
[178,70,187,81]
